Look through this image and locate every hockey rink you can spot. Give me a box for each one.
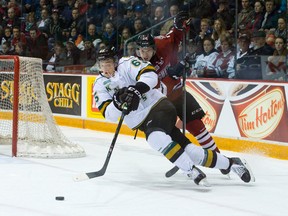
[0,126,287,216]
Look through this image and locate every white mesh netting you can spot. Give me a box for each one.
[0,56,86,158]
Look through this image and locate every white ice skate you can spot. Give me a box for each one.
[187,166,211,187]
[230,157,255,183]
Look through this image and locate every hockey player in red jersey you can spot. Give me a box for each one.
[136,11,229,175]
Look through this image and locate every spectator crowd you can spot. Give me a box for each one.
[0,0,287,80]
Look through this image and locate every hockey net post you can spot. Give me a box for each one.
[0,55,86,158]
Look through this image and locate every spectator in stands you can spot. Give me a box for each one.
[61,0,75,26]
[150,6,166,36]
[236,30,274,79]
[74,0,89,16]
[86,0,107,34]
[3,7,21,29]
[0,27,13,49]
[61,28,71,44]
[211,18,228,51]
[204,35,236,78]
[22,12,37,37]
[126,41,137,56]
[7,0,21,17]
[102,2,124,32]
[194,18,213,54]
[185,39,199,70]
[45,41,67,72]
[250,30,274,55]
[260,0,281,32]
[236,32,251,59]
[212,0,234,30]
[35,0,51,21]
[89,40,107,73]
[37,8,51,36]
[65,39,81,65]
[133,4,150,29]
[101,21,121,50]
[79,38,97,67]
[26,27,49,60]
[246,0,265,33]
[0,41,13,55]
[266,36,287,77]
[11,26,27,49]
[229,0,254,34]
[67,7,86,36]
[187,0,214,33]
[191,37,218,77]
[69,27,82,46]
[274,17,286,38]
[131,17,145,35]
[160,4,179,35]
[22,0,37,15]
[122,6,135,32]
[119,26,132,55]
[13,42,26,56]
[51,0,65,14]
[84,24,102,49]
[47,9,65,50]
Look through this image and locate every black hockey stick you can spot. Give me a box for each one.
[165,23,189,179]
[74,109,126,182]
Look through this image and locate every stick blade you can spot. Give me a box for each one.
[165,166,179,178]
[74,173,90,182]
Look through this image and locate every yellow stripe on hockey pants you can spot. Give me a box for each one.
[162,141,184,163]
[201,149,217,168]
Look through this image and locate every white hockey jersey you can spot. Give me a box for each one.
[93,56,166,129]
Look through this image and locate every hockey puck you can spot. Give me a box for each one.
[55,196,65,201]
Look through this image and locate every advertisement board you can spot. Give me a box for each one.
[86,76,104,119]
[43,75,81,116]
[186,80,288,143]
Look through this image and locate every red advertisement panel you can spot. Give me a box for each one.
[229,84,288,142]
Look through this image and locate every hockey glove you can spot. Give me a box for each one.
[113,87,128,112]
[167,61,185,79]
[119,86,142,114]
[174,11,190,30]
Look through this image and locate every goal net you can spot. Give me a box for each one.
[0,56,86,158]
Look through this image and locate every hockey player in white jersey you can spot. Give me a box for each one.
[93,46,255,185]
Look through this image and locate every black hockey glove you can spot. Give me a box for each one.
[119,86,142,114]
[167,61,185,79]
[174,11,189,30]
[113,87,128,112]
[113,82,149,114]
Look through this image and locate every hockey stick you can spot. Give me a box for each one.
[165,23,189,179]
[74,109,126,182]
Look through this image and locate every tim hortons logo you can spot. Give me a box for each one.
[238,88,285,138]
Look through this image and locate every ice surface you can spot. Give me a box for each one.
[1,126,287,216]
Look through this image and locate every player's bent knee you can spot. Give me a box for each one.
[147,131,184,163]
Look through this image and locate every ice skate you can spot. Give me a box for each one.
[187,166,211,187]
[230,157,255,183]
[220,167,231,178]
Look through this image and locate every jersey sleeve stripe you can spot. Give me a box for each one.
[98,100,112,117]
[136,65,156,81]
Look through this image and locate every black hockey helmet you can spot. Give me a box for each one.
[136,34,155,49]
[97,46,117,61]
